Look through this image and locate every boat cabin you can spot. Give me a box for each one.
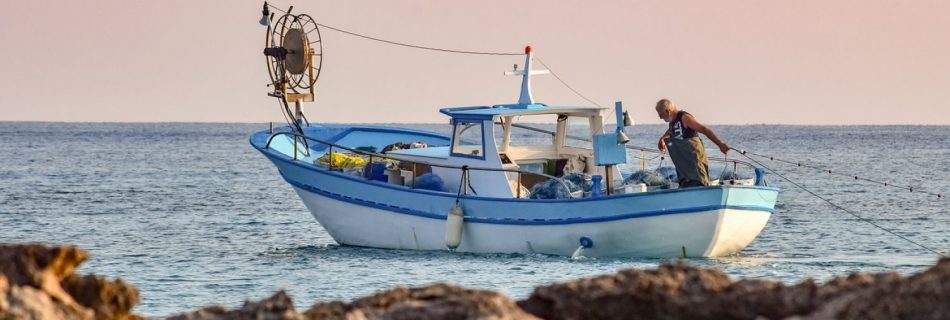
[383,46,633,198]
[387,103,626,198]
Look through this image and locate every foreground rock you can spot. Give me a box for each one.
[174,257,948,320]
[166,290,300,320]
[518,258,950,320]
[302,283,538,320]
[3,243,948,319]
[0,244,140,320]
[167,284,535,320]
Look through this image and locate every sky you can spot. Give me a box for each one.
[1,0,948,125]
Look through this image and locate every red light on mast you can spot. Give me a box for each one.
[524,46,532,54]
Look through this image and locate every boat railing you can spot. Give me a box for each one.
[264,131,576,199]
[505,122,761,179]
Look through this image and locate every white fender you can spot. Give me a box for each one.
[445,203,464,249]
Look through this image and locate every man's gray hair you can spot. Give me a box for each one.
[655,99,675,111]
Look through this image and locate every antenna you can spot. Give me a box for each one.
[504,46,549,105]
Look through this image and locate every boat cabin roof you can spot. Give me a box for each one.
[440,103,605,121]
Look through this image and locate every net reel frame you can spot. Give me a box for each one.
[264,10,323,103]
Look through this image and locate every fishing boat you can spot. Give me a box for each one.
[250,6,779,258]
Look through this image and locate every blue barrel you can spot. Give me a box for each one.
[366,162,388,182]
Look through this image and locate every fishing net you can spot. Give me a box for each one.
[562,172,593,193]
[316,152,367,169]
[717,169,752,181]
[414,173,444,191]
[625,166,678,187]
[528,179,578,199]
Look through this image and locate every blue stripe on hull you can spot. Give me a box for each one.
[283,174,773,226]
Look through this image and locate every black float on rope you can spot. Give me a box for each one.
[742,149,944,200]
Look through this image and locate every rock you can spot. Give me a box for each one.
[799,257,950,320]
[518,262,735,320]
[0,244,88,305]
[62,274,140,320]
[518,258,950,320]
[302,283,538,320]
[170,284,537,320]
[6,243,948,320]
[166,290,301,320]
[0,244,141,320]
[1,274,91,320]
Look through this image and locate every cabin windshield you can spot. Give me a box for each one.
[451,120,484,158]
[508,114,557,147]
[563,116,593,149]
[496,113,599,180]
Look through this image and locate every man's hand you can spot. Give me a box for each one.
[658,138,667,152]
[717,142,729,154]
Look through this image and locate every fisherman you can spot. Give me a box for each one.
[655,99,729,187]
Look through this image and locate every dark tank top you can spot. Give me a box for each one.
[668,111,698,140]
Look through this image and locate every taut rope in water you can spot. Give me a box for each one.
[733,147,946,256]
[740,149,943,200]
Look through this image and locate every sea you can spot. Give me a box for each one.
[1,122,947,317]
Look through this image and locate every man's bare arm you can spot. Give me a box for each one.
[658,130,671,152]
[682,114,729,154]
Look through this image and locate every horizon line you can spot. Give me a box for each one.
[1,120,948,126]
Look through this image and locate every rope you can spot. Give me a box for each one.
[275,97,292,128]
[741,150,943,199]
[534,58,604,108]
[267,3,520,56]
[718,153,729,182]
[733,148,945,256]
[265,5,611,111]
[655,155,667,173]
[316,23,522,56]
[466,170,478,196]
[456,166,472,204]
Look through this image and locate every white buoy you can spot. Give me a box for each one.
[445,203,464,249]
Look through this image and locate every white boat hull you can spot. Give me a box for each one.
[293,186,771,258]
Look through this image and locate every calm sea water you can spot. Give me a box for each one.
[1,122,948,317]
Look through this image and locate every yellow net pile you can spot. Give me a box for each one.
[316,152,367,169]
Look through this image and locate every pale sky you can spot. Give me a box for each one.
[1,0,948,125]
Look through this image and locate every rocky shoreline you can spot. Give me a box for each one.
[1,243,947,319]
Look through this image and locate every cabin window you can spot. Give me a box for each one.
[509,115,557,146]
[493,122,505,148]
[452,120,484,158]
[564,116,593,149]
